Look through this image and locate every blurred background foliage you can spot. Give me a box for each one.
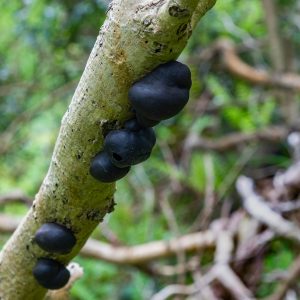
[1,0,300,299]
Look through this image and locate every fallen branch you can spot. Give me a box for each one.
[213,230,254,300]
[151,271,216,300]
[211,264,254,300]
[0,214,23,233]
[215,39,300,91]
[236,176,300,243]
[184,126,289,152]
[82,231,216,264]
[0,191,32,206]
[0,214,216,264]
[273,161,300,195]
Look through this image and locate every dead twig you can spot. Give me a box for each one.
[83,230,216,264]
[185,126,289,152]
[0,214,216,264]
[215,39,300,91]
[0,214,23,233]
[0,191,32,206]
[237,176,300,243]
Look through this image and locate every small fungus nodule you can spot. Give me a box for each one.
[34,223,76,254]
[90,151,130,182]
[33,258,70,290]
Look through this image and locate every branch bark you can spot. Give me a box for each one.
[236,176,300,243]
[0,214,216,264]
[206,39,300,91]
[0,1,216,298]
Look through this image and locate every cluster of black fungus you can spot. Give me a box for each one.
[90,119,156,182]
[32,61,191,290]
[129,61,192,127]
[33,61,191,289]
[90,60,191,183]
[32,61,191,289]
[33,223,76,290]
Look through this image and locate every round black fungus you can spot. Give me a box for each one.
[130,83,189,121]
[90,151,130,182]
[104,128,156,168]
[128,61,191,121]
[33,258,70,290]
[35,223,76,254]
[154,60,192,89]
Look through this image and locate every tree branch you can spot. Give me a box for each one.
[0,214,216,264]
[209,39,300,91]
[0,1,216,298]
[185,126,288,152]
[82,230,216,264]
[236,176,300,243]
[0,191,32,206]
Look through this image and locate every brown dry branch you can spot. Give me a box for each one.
[151,221,255,300]
[213,39,300,91]
[235,145,300,300]
[0,214,23,233]
[287,132,300,161]
[262,0,285,72]
[151,260,202,277]
[191,269,219,300]
[270,200,300,213]
[0,190,32,206]
[262,134,300,202]
[211,264,255,300]
[212,229,254,300]
[262,0,298,125]
[0,214,216,264]
[273,162,300,197]
[236,230,274,262]
[83,231,216,264]
[236,176,300,243]
[151,272,216,300]
[184,126,289,152]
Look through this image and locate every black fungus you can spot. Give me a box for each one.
[90,151,130,182]
[35,223,76,254]
[128,61,191,121]
[33,258,70,290]
[104,128,156,168]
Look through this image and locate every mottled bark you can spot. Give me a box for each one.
[0,0,216,298]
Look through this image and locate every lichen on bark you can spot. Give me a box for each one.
[0,0,216,299]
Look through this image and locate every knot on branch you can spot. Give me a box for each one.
[169,6,190,17]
